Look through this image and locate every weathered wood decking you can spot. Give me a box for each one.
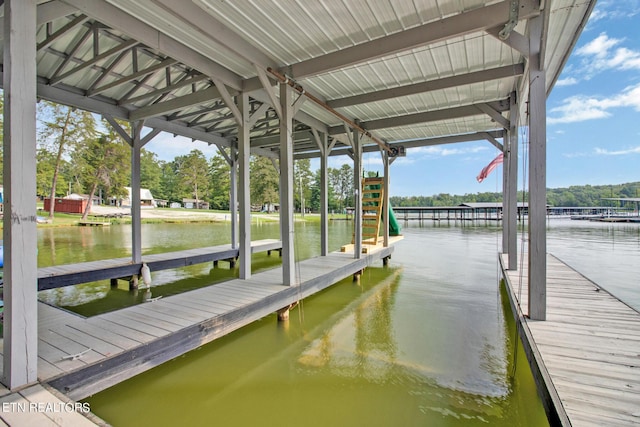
[2,242,395,403]
[500,253,640,427]
[0,383,103,426]
[37,239,282,290]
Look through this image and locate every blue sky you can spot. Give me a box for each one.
[146,1,640,198]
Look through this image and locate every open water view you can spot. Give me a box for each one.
[34,217,638,426]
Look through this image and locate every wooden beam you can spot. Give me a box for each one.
[50,39,139,86]
[129,85,223,121]
[37,13,88,51]
[238,92,251,279]
[507,92,518,270]
[328,64,524,108]
[353,127,363,258]
[280,83,296,285]
[330,100,509,134]
[88,58,177,97]
[528,14,547,321]
[130,121,144,264]
[278,0,540,79]
[2,0,39,389]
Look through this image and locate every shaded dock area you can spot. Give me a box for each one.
[1,242,395,402]
[500,254,640,426]
[36,239,282,290]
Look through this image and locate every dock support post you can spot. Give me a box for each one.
[130,121,144,264]
[129,275,139,290]
[2,0,38,389]
[230,144,238,249]
[353,126,363,258]
[312,130,330,257]
[528,14,547,321]
[505,92,519,270]
[110,278,118,288]
[277,302,298,321]
[383,147,390,248]
[280,83,296,285]
[238,92,252,279]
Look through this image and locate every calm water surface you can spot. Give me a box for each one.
[35,218,639,426]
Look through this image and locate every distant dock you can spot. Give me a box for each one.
[500,254,640,426]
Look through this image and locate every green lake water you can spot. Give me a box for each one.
[34,219,552,426]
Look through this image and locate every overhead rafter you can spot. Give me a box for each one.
[120,73,209,106]
[37,13,89,51]
[327,64,524,108]
[294,131,504,160]
[61,0,243,90]
[129,85,224,121]
[328,100,510,134]
[248,0,539,84]
[50,38,139,85]
[87,57,177,97]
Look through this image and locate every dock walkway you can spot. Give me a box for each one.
[37,239,282,290]
[500,253,640,426]
[1,242,395,403]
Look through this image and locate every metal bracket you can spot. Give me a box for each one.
[499,0,520,40]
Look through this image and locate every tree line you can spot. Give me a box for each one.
[390,182,640,208]
[31,102,358,218]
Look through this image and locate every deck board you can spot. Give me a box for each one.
[501,253,640,427]
[34,244,394,400]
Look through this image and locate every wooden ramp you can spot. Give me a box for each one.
[500,253,640,427]
[36,239,282,290]
[1,245,394,401]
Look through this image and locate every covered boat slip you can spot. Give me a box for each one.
[500,254,640,427]
[0,244,395,402]
[1,2,596,423]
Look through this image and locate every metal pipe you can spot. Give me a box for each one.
[267,67,391,153]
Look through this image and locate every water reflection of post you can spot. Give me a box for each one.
[353,277,398,379]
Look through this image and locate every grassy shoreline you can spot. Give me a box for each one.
[12,209,345,228]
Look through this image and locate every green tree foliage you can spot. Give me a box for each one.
[37,101,97,219]
[209,152,231,210]
[250,156,279,208]
[328,164,353,211]
[36,148,70,198]
[140,149,163,197]
[308,168,339,213]
[294,158,313,213]
[175,149,210,203]
[157,161,181,203]
[72,124,130,219]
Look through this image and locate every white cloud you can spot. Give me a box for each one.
[575,33,640,77]
[594,146,640,155]
[549,83,640,124]
[556,77,578,87]
[588,0,640,22]
[411,145,488,156]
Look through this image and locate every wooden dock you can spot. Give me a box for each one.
[1,242,395,401]
[0,383,103,426]
[500,253,640,426]
[36,239,282,290]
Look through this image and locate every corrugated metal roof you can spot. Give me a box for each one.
[8,0,596,159]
